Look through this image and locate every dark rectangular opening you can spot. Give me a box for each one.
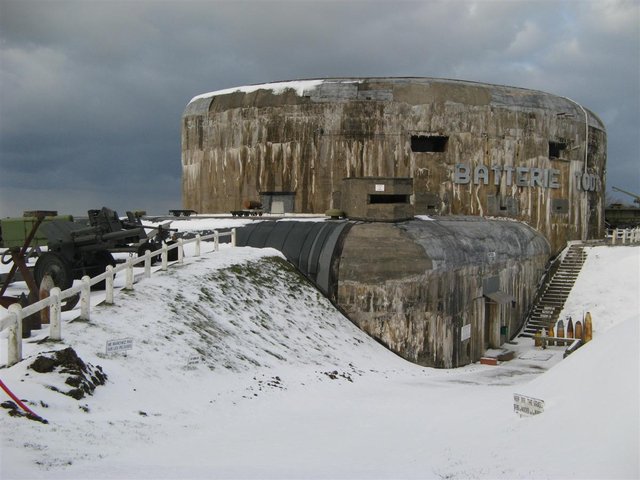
[549,141,566,159]
[552,198,569,214]
[196,117,203,150]
[368,194,410,204]
[411,135,448,153]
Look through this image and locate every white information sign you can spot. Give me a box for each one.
[186,355,201,369]
[513,393,545,416]
[106,337,133,354]
[461,324,471,341]
[375,184,385,192]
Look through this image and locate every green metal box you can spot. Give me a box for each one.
[0,215,74,248]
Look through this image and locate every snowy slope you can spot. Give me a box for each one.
[559,244,640,334]
[0,241,638,479]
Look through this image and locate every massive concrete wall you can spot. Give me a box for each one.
[337,217,550,368]
[182,78,606,254]
[235,216,550,368]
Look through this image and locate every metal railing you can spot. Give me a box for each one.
[0,229,236,367]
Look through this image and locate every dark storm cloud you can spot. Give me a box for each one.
[0,0,638,216]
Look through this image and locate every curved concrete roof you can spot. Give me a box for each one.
[235,216,549,297]
[185,77,604,131]
[400,216,550,271]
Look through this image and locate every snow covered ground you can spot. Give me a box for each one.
[0,225,638,479]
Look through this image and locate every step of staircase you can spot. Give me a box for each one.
[544,286,574,291]
[532,307,560,313]
[518,244,587,338]
[542,294,572,300]
[542,291,573,296]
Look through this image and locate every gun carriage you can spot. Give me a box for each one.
[0,207,176,309]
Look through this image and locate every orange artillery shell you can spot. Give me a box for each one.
[584,312,593,342]
[556,320,565,346]
[534,330,542,347]
[567,318,574,339]
[548,325,555,346]
[575,321,583,341]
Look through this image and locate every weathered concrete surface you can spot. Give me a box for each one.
[182,78,606,254]
[235,215,551,369]
[340,177,414,221]
[336,217,550,368]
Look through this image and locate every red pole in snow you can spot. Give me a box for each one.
[0,377,47,423]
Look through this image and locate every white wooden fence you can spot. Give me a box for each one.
[0,229,236,367]
[606,227,640,244]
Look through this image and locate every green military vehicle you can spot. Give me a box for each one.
[1,208,174,309]
[605,187,640,228]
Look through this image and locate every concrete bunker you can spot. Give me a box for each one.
[237,216,549,368]
[184,76,605,368]
[182,77,607,255]
[260,191,296,214]
[341,177,414,222]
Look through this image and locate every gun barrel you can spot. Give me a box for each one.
[612,186,640,201]
[101,228,145,242]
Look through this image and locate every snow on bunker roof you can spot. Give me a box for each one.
[188,79,328,105]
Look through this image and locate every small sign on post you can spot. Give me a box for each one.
[513,393,545,416]
[461,323,471,341]
[106,338,133,355]
[185,355,201,370]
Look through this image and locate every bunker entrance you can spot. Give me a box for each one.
[483,282,515,350]
[484,301,497,350]
[259,192,296,214]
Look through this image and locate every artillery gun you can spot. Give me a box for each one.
[230,199,264,217]
[611,186,640,205]
[0,207,176,309]
[606,187,640,228]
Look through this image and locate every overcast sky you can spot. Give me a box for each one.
[0,0,638,217]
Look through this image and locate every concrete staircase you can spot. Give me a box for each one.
[519,244,587,338]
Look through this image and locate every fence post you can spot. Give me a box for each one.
[50,287,62,341]
[162,243,168,271]
[214,231,219,252]
[105,265,115,305]
[80,275,91,321]
[39,274,54,325]
[178,239,184,264]
[612,229,617,245]
[195,234,201,257]
[231,228,236,247]
[125,257,134,290]
[144,250,151,278]
[7,304,23,366]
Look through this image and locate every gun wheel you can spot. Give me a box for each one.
[38,274,79,320]
[34,252,73,291]
[89,251,116,290]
